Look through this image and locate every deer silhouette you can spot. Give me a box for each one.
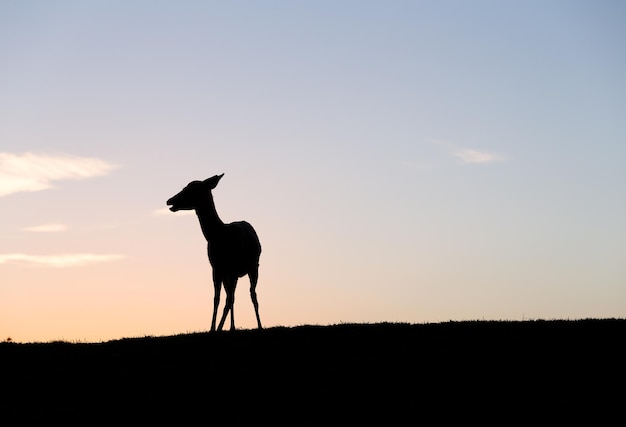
[167,174,262,331]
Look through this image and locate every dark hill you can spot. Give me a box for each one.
[2,320,624,424]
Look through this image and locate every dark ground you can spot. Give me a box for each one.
[1,320,624,424]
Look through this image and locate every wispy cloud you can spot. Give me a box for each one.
[152,207,193,217]
[427,139,507,165]
[454,149,507,164]
[0,253,124,268]
[0,152,118,197]
[22,223,69,233]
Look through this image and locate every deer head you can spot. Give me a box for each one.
[166,173,224,212]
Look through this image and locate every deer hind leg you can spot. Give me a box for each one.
[218,277,237,331]
[249,266,263,329]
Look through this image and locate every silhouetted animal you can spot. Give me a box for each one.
[167,174,262,331]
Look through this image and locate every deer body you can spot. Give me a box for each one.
[167,174,262,331]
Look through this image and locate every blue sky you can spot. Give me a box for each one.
[1,1,625,342]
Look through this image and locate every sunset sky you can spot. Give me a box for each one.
[1,1,624,342]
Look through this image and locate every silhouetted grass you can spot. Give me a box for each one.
[2,319,624,424]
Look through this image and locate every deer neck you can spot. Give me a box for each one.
[195,192,224,241]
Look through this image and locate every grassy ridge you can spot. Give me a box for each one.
[2,319,624,423]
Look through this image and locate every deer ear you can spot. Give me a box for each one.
[203,173,224,189]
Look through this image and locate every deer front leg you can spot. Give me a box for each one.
[218,277,237,331]
[211,270,222,332]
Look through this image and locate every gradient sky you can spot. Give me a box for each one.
[1,1,625,342]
